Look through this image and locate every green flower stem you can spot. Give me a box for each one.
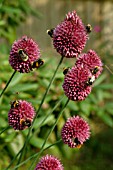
[32,95,65,136]
[0,70,16,98]
[43,138,62,151]
[15,56,64,169]
[5,148,23,170]
[105,64,113,75]
[28,98,69,170]
[11,139,62,170]
[0,126,10,135]
[28,140,63,170]
[11,98,69,170]
[5,96,64,170]
[36,55,64,117]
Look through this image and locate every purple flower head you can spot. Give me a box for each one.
[8,100,36,130]
[34,154,64,170]
[62,65,92,101]
[61,116,90,148]
[76,49,103,78]
[9,36,40,73]
[53,10,88,58]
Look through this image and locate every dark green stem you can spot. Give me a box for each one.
[5,96,64,170]
[28,98,69,170]
[41,98,69,152]
[0,126,10,135]
[11,97,68,170]
[0,70,16,98]
[10,139,62,170]
[36,55,64,116]
[15,56,64,169]
[33,95,65,136]
[5,147,23,170]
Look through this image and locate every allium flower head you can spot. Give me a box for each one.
[53,10,88,58]
[9,36,40,73]
[61,116,90,148]
[8,100,36,130]
[76,49,103,78]
[62,65,92,101]
[34,154,64,170]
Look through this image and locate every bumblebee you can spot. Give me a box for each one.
[20,118,32,127]
[11,100,19,108]
[47,28,54,38]
[92,66,99,75]
[86,24,92,33]
[18,49,28,61]
[86,75,95,86]
[32,59,44,69]
[63,67,70,75]
[74,137,82,149]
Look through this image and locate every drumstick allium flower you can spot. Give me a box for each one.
[9,36,40,73]
[62,65,92,101]
[8,100,36,130]
[34,155,64,170]
[76,49,103,78]
[61,116,90,148]
[53,10,88,58]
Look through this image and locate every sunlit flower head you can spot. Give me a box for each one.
[61,116,90,148]
[34,154,64,170]
[9,36,40,73]
[62,65,92,101]
[76,49,103,78]
[53,10,88,58]
[8,100,36,130]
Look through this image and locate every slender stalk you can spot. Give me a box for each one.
[33,95,65,136]
[43,138,62,151]
[5,147,23,170]
[28,98,69,170]
[0,70,16,98]
[11,96,69,170]
[6,96,64,170]
[105,64,113,75]
[0,126,10,135]
[40,98,69,153]
[15,56,64,169]
[10,139,62,170]
[36,55,64,116]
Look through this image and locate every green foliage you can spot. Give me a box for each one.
[0,0,41,43]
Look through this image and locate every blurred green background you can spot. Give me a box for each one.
[0,0,113,170]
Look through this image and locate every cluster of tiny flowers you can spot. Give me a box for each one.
[9,36,40,73]
[48,10,103,101]
[8,100,36,130]
[61,116,90,148]
[52,10,88,58]
[62,49,103,101]
[76,49,103,78]
[46,10,103,101]
[34,155,64,170]
[62,66,92,101]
